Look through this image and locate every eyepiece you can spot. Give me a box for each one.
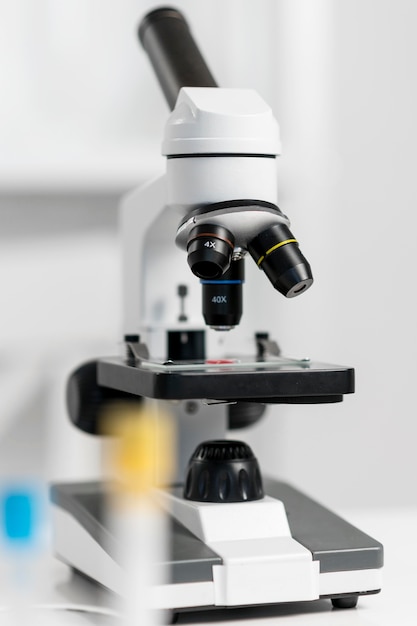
[138,7,217,110]
[248,223,313,297]
[187,224,235,280]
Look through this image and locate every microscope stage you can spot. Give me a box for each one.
[97,356,354,403]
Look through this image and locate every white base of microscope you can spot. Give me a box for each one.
[51,480,382,612]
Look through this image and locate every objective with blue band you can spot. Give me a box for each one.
[200,279,243,285]
[201,260,244,330]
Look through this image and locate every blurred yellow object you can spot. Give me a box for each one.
[102,402,174,625]
[103,402,175,498]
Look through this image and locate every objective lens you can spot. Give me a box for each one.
[248,223,313,297]
[201,259,244,330]
[187,224,235,280]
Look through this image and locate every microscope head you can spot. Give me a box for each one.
[140,8,313,331]
[163,87,313,328]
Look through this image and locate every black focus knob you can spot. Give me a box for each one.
[183,440,264,503]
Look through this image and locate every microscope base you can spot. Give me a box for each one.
[50,479,383,613]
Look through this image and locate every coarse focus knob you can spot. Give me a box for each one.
[183,440,264,503]
[67,360,142,435]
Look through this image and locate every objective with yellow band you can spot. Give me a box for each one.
[248,222,313,297]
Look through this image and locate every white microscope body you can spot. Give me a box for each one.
[51,7,383,618]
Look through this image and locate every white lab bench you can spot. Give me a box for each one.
[0,506,415,625]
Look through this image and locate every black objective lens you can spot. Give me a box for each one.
[201,259,244,330]
[248,223,313,297]
[187,224,235,279]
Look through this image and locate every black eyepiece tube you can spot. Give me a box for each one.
[138,7,218,110]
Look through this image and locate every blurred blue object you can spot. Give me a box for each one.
[1,486,41,546]
[4,492,32,541]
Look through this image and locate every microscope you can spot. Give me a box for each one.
[51,7,383,618]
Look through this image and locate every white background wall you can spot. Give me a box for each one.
[0,0,415,509]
